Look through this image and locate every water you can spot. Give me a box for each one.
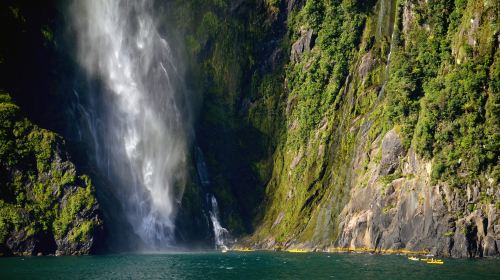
[194,147,231,250]
[208,195,230,250]
[71,0,192,249]
[0,253,498,280]
[376,0,397,100]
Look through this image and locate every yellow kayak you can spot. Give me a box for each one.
[426,258,444,265]
[408,256,419,261]
[287,249,308,253]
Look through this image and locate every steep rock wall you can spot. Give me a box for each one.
[0,93,103,256]
[172,0,499,257]
[0,1,103,256]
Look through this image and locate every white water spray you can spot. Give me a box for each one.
[208,194,229,251]
[195,147,230,250]
[72,0,192,249]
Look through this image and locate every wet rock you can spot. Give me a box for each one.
[466,185,480,203]
[6,230,36,256]
[451,231,470,258]
[55,200,102,256]
[290,150,303,170]
[402,2,413,35]
[290,29,314,63]
[379,129,404,176]
[336,126,499,258]
[483,236,498,257]
[272,212,285,229]
[0,128,103,256]
[358,52,376,78]
[468,13,480,47]
[487,204,498,234]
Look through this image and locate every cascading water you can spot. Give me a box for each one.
[376,0,398,99]
[208,194,230,251]
[71,0,192,249]
[194,147,230,250]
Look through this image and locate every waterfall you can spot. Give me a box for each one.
[208,194,229,251]
[194,147,230,250]
[377,0,398,100]
[377,30,395,99]
[71,0,192,249]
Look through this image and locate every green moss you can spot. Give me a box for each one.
[382,204,395,214]
[41,25,53,43]
[1,91,100,252]
[0,201,25,243]
[167,0,498,247]
[443,231,455,237]
[467,203,476,213]
[379,173,400,187]
[53,180,96,240]
[28,128,57,173]
[68,221,94,243]
[380,0,498,187]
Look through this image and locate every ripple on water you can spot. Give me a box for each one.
[0,253,499,280]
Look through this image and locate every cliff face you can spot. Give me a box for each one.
[0,2,103,256]
[0,93,103,256]
[337,130,499,257]
[335,0,499,257]
[0,0,497,258]
[173,0,499,257]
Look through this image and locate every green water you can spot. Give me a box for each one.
[0,252,498,280]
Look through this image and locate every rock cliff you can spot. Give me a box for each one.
[0,0,497,258]
[0,93,103,256]
[171,0,499,257]
[0,1,103,256]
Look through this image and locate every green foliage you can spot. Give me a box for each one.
[0,94,20,166]
[264,0,280,16]
[0,201,23,244]
[171,0,285,234]
[286,1,366,146]
[384,50,420,149]
[443,231,454,237]
[28,128,57,173]
[53,179,96,240]
[0,93,99,250]
[68,221,94,243]
[170,0,498,245]
[379,173,400,187]
[383,0,499,185]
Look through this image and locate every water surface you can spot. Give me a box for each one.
[0,252,498,279]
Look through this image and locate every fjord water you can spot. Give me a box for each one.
[1,253,499,280]
[71,0,193,249]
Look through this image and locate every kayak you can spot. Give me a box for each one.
[426,258,444,265]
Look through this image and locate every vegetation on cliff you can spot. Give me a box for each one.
[0,92,102,256]
[0,1,102,256]
[0,0,497,257]
[170,0,499,256]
